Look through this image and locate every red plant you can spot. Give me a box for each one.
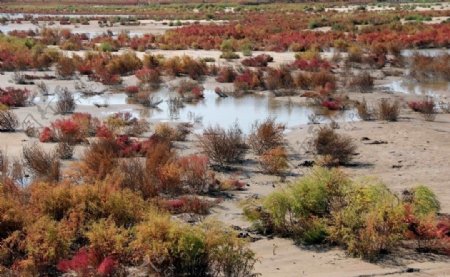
[97,256,117,276]
[129,34,155,51]
[161,196,214,215]
[436,219,450,238]
[293,58,331,72]
[96,125,114,139]
[124,85,139,96]
[178,155,210,193]
[215,66,237,83]
[52,119,81,141]
[135,67,161,86]
[0,87,30,107]
[241,54,273,67]
[115,135,142,157]
[39,127,55,143]
[164,199,185,211]
[77,64,93,75]
[57,248,93,275]
[234,69,262,91]
[93,68,121,85]
[177,80,204,100]
[408,100,434,113]
[321,99,342,110]
[57,248,118,277]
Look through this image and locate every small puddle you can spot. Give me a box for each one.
[137,89,357,133]
[33,92,129,106]
[383,79,450,98]
[33,88,358,133]
[401,49,450,57]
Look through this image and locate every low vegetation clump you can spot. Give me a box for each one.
[39,113,101,144]
[248,118,285,155]
[310,126,357,166]
[408,98,436,121]
[0,110,19,132]
[378,98,400,122]
[265,66,295,91]
[244,167,449,261]
[56,142,74,160]
[22,143,60,182]
[215,66,237,83]
[163,55,207,80]
[154,122,190,142]
[0,179,257,276]
[0,87,30,107]
[259,147,289,176]
[104,112,149,137]
[349,72,374,93]
[55,87,76,114]
[105,51,142,76]
[295,70,336,91]
[241,54,273,67]
[220,51,240,60]
[292,57,331,72]
[135,67,161,89]
[56,55,77,79]
[198,124,247,168]
[177,80,205,102]
[234,69,263,92]
[410,54,450,82]
[356,99,375,121]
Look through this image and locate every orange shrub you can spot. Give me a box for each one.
[259,147,289,175]
[178,155,210,193]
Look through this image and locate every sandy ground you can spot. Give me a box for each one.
[326,3,450,12]
[0,19,228,36]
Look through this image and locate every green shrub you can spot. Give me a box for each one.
[220,51,240,60]
[246,167,408,260]
[85,218,132,262]
[25,216,73,268]
[254,167,350,239]
[328,180,406,260]
[411,185,440,217]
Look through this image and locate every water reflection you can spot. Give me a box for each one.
[32,88,358,133]
[142,90,357,133]
[384,79,449,98]
[401,49,450,57]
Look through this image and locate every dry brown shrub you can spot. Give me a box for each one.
[259,147,289,175]
[145,141,175,177]
[311,126,357,165]
[56,56,76,79]
[349,72,374,93]
[295,72,313,90]
[117,158,157,199]
[410,54,450,82]
[22,143,60,182]
[198,124,247,167]
[56,142,74,160]
[154,123,190,142]
[248,118,285,155]
[79,138,119,181]
[378,98,400,122]
[56,87,76,114]
[310,70,336,89]
[356,99,375,121]
[265,66,295,90]
[0,110,19,132]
